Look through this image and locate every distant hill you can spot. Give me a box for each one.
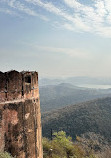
[39,76,111,86]
[64,76,111,85]
[42,97,111,143]
[39,78,63,86]
[40,83,111,112]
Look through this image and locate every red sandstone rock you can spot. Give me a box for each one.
[0,71,43,158]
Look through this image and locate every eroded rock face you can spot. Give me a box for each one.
[0,71,43,158]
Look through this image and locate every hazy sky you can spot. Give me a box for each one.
[0,0,111,78]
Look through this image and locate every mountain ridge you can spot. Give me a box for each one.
[42,97,111,144]
[40,83,111,112]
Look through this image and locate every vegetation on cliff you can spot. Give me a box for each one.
[0,152,14,158]
[43,131,96,158]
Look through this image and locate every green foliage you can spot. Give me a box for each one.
[0,152,14,158]
[43,131,96,158]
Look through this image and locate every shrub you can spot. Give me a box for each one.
[0,152,14,158]
[43,131,97,158]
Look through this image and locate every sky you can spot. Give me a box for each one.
[0,0,111,78]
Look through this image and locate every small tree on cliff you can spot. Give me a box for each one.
[0,152,15,158]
